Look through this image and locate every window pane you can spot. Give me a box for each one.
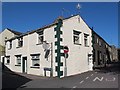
[74,36,79,44]
[31,54,40,66]
[38,36,43,44]
[18,37,23,47]
[7,60,10,63]
[84,34,89,46]
[6,56,10,64]
[17,59,21,64]
[16,56,21,65]
[73,30,81,44]
[32,60,40,66]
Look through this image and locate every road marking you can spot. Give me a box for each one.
[73,86,77,88]
[93,77,104,82]
[86,77,89,79]
[91,74,93,76]
[106,77,116,81]
[79,80,84,84]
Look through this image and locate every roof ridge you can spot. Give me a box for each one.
[6,14,80,41]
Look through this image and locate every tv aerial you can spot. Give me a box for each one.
[76,3,82,15]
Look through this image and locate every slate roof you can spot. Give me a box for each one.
[7,28,22,35]
[5,14,110,47]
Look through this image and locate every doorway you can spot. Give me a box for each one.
[22,57,27,73]
[88,54,93,70]
[2,57,5,70]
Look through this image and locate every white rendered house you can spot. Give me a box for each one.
[5,15,93,78]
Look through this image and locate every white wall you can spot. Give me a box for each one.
[61,15,93,76]
[5,15,93,77]
[6,26,56,77]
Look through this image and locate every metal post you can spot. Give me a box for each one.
[50,42,53,77]
[64,53,67,76]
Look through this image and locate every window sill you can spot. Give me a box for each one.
[44,68,51,71]
[74,43,81,45]
[30,66,40,68]
[36,43,43,45]
[5,63,10,65]
[15,64,21,66]
[8,48,12,50]
[85,46,89,47]
[16,46,23,48]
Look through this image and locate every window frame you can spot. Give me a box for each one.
[15,55,21,66]
[73,30,81,45]
[99,40,102,47]
[30,54,40,67]
[6,56,10,65]
[17,37,23,48]
[36,30,44,45]
[8,40,12,50]
[84,33,89,47]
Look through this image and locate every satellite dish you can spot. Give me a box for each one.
[42,41,50,50]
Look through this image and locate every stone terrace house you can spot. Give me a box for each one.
[5,15,93,78]
[110,45,118,62]
[92,30,112,68]
[117,48,120,61]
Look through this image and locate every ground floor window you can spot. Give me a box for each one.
[30,54,40,67]
[6,56,10,64]
[15,55,21,65]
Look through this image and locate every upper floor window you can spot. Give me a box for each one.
[99,41,102,46]
[73,30,81,45]
[18,37,23,47]
[37,31,44,44]
[31,54,40,67]
[10,41,12,49]
[8,40,12,49]
[99,51,102,60]
[97,38,99,44]
[84,34,89,47]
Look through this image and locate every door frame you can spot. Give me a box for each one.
[22,57,27,73]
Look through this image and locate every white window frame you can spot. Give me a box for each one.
[73,30,81,45]
[17,37,23,47]
[15,55,21,65]
[37,31,44,44]
[8,40,12,49]
[31,54,40,67]
[84,33,89,47]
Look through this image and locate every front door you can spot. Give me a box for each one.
[22,57,27,73]
[88,54,93,70]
